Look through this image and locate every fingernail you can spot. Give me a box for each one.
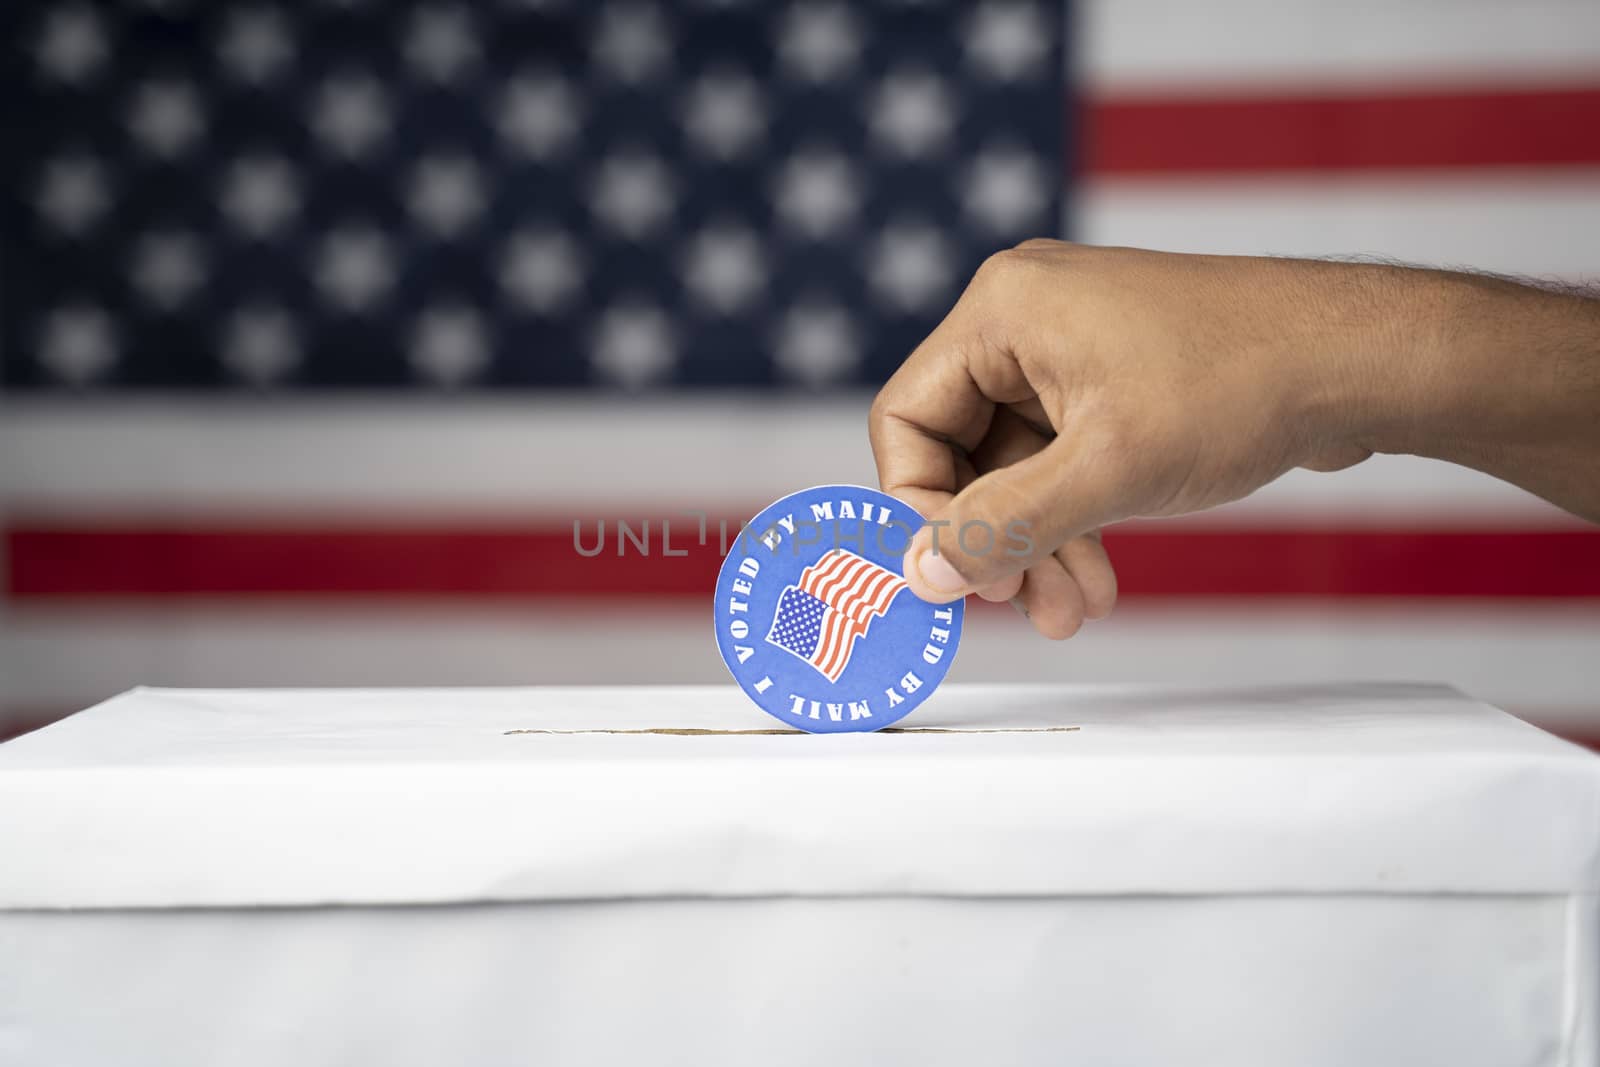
[917,549,969,594]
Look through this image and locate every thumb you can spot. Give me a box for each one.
[903,436,1124,603]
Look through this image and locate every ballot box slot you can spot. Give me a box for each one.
[501,726,1083,736]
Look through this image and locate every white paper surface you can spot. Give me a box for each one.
[1,683,1597,908]
[0,894,1586,1067]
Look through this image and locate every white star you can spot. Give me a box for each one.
[220,156,300,238]
[405,6,480,85]
[963,146,1050,235]
[127,80,205,159]
[130,231,205,310]
[867,221,953,313]
[774,301,859,387]
[590,152,675,240]
[36,156,111,236]
[221,305,300,385]
[37,305,117,385]
[778,3,860,83]
[34,6,108,85]
[592,4,671,86]
[218,7,295,85]
[682,225,765,314]
[681,71,765,161]
[868,70,954,158]
[410,305,489,386]
[315,226,395,312]
[498,72,580,160]
[965,2,1050,82]
[592,303,675,388]
[501,230,584,313]
[407,155,485,238]
[312,74,391,160]
[772,148,858,239]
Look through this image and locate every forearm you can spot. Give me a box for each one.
[1355,267,1600,522]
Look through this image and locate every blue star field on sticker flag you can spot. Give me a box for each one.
[766,549,908,683]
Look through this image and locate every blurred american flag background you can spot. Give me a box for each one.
[2,0,1598,742]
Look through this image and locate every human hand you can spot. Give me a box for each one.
[868,241,1418,638]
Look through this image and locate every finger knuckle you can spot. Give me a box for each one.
[866,388,899,444]
[974,248,1028,290]
[867,387,891,424]
[967,251,1036,335]
[1013,237,1063,253]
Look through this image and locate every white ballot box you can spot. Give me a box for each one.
[1,683,1597,1066]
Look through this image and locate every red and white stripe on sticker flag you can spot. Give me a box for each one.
[794,550,909,681]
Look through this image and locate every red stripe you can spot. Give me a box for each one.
[827,620,868,680]
[1106,526,1600,598]
[848,567,897,621]
[873,576,909,615]
[815,610,855,680]
[835,561,894,622]
[5,524,1599,599]
[798,550,850,597]
[1083,84,1600,176]
[813,552,874,607]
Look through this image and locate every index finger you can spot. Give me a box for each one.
[867,260,1037,518]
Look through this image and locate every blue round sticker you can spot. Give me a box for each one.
[713,484,964,733]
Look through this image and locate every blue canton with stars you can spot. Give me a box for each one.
[0,1,1065,390]
[767,586,825,660]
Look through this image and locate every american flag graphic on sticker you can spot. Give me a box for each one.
[766,550,909,683]
[714,485,963,734]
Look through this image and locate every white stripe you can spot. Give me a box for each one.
[0,398,875,514]
[1083,0,1600,92]
[1077,172,1600,284]
[5,602,1598,717]
[806,551,871,606]
[859,571,906,618]
[814,607,854,680]
[0,401,1575,525]
[832,559,895,623]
